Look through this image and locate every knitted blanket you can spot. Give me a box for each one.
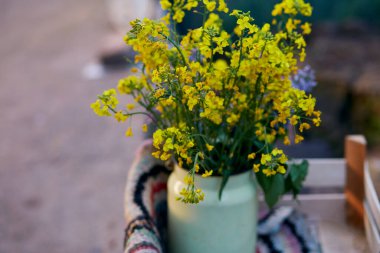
[124,141,322,253]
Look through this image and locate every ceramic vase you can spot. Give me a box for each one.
[167,164,258,253]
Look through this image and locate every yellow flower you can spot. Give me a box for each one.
[217,0,229,13]
[284,136,291,145]
[195,164,200,173]
[154,88,165,99]
[299,96,316,115]
[230,9,241,16]
[236,16,256,33]
[134,94,142,102]
[295,36,306,49]
[100,89,119,109]
[125,127,133,137]
[186,157,193,164]
[271,4,282,16]
[263,168,276,176]
[173,9,185,23]
[126,104,135,110]
[103,89,117,96]
[117,76,142,94]
[248,153,256,160]
[160,152,171,161]
[184,0,198,10]
[178,158,183,168]
[313,117,321,127]
[294,134,304,144]
[253,164,260,173]
[261,154,272,165]
[155,105,163,113]
[163,138,174,152]
[152,69,162,83]
[91,100,111,117]
[278,127,286,135]
[289,115,298,125]
[300,2,313,16]
[162,96,175,106]
[299,123,310,132]
[271,148,282,156]
[203,0,216,12]
[262,23,270,32]
[214,58,228,70]
[313,111,321,117]
[206,144,214,151]
[153,129,164,148]
[90,100,101,111]
[286,19,296,33]
[277,165,286,174]
[187,141,195,148]
[152,151,160,158]
[196,189,205,201]
[202,170,213,177]
[161,13,170,24]
[301,22,312,35]
[227,113,240,126]
[142,124,148,132]
[160,0,171,10]
[300,48,306,62]
[187,97,198,111]
[184,175,193,185]
[270,119,278,128]
[114,111,128,122]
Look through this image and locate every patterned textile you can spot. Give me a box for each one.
[124,141,322,253]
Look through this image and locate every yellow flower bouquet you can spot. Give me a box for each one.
[92,0,321,207]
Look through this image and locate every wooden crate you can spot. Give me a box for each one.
[259,135,371,252]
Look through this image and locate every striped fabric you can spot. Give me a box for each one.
[124,140,322,253]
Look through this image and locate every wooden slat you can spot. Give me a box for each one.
[304,159,346,187]
[345,135,367,227]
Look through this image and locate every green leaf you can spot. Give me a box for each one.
[257,172,285,208]
[218,170,231,200]
[266,174,285,208]
[256,169,270,192]
[288,160,309,197]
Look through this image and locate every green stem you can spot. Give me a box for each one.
[160,32,187,66]
[108,105,161,127]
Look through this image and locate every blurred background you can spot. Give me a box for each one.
[0,0,379,252]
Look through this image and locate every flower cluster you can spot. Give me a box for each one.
[91,0,321,206]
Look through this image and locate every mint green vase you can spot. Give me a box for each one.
[168,164,258,253]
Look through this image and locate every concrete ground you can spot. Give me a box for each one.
[0,0,144,252]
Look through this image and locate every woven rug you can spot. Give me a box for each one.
[123,140,322,253]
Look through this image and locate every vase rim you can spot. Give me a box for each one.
[174,163,255,190]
